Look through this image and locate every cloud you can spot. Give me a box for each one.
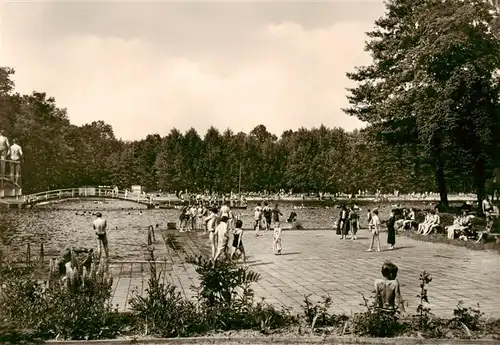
[1,2,383,140]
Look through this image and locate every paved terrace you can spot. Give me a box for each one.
[109,229,500,318]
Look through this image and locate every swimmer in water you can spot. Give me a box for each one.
[93,212,109,258]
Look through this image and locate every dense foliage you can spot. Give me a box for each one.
[1,66,490,196]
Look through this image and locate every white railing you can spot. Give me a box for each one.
[21,188,154,205]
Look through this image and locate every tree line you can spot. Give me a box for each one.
[0,0,499,209]
[0,66,482,196]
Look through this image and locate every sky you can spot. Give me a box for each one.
[1,1,386,141]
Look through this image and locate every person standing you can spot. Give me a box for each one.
[482,196,494,232]
[93,212,109,259]
[349,205,359,240]
[273,225,282,255]
[205,207,218,259]
[367,209,381,252]
[231,219,247,265]
[386,209,396,250]
[0,130,10,177]
[254,203,263,236]
[262,202,272,231]
[339,205,348,239]
[214,216,230,261]
[9,139,23,184]
[271,204,283,230]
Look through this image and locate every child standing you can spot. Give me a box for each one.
[231,219,247,265]
[273,226,282,255]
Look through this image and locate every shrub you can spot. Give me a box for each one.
[128,258,202,337]
[0,257,122,340]
[350,293,405,337]
[451,301,484,333]
[187,255,260,330]
[186,255,296,332]
[301,294,345,329]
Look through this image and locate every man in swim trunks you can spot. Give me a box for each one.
[93,212,109,258]
[9,139,23,184]
[0,130,10,177]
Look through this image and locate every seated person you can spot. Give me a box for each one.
[447,211,474,239]
[402,208,416,230]
[395,208,406,231]
[417,211,431,234]
[287,211,297,223]
[374,261,405,312]
[422,210,440,235]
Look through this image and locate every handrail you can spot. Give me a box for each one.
[22,187,153,205]
[0,159,21,164]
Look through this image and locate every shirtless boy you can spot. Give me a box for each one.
[374,261,405,312]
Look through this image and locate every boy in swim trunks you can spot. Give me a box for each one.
[231,219,246,265]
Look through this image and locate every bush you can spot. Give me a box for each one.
[451,301,484,333]
[130,254,296,337]
[350,293,405,337]
[0,258,122,340]
[301,294,345,329]
[129,258,202,337]
[187,255,262,330]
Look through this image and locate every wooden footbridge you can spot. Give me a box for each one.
[0,187,156,209]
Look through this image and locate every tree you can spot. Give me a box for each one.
[345,0,500,210]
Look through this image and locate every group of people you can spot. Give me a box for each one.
[336,204,360,240]
[416,209,441,235]
[334,205,399,251]
[177,201,287,266]
[0,130,23,184]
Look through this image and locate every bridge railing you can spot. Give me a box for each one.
[22,188,154,205]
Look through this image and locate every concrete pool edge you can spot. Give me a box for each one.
[45,336,500,345]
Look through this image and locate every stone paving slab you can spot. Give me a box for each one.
[109,229,500,317]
